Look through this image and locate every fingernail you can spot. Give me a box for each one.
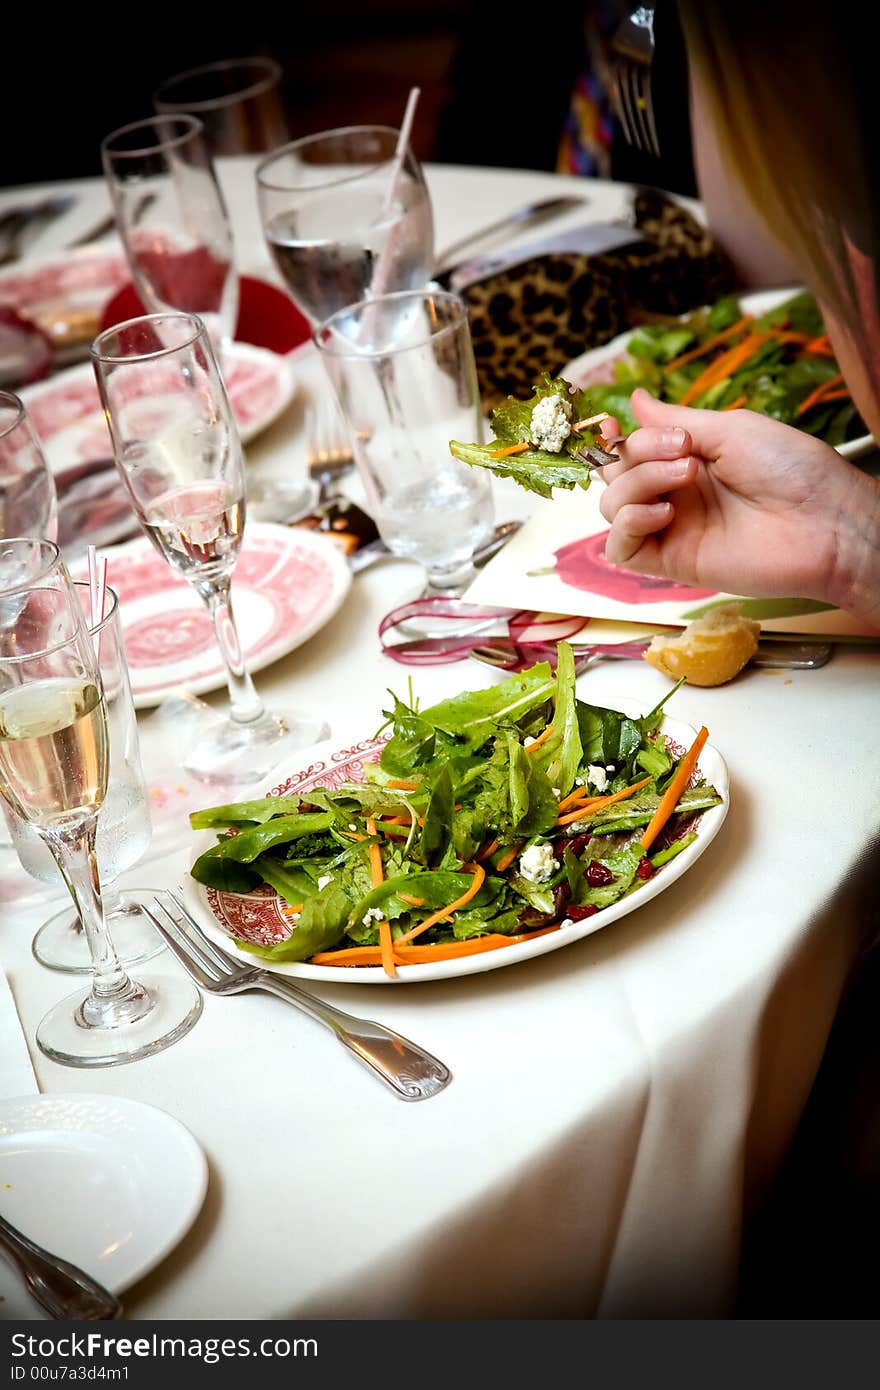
[667,457,691,479]
[662,427,686,450]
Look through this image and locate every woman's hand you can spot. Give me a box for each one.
[598,388,880,627]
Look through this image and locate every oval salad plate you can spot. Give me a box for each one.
[19,338,296,478]
[563,287,874,461]
[71,522,351,708]
[181,700,730,984]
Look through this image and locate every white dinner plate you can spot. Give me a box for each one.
[563,287,874,461]
[18,339,296,475]
[70,522,351,709]
[0,1093,207,1300]
[182,699,730,984]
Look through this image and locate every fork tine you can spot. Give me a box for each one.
[141,901,219,990]
[639,66,661,159]
[160,892,244,976]
[612,59,637,149]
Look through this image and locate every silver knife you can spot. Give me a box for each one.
[433,195,589,280]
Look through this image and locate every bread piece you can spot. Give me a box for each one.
[644,603,761,686]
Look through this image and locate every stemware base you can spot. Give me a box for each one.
[35,973,203,1068]
[176,702,330,785]
[32,890,167,975]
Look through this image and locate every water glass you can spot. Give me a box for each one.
[256,125,434,330]
[315,289,494,601]
[153,55,289,156]
[8,581,160,973]
[101,115,238,355]
[0,391,57,543]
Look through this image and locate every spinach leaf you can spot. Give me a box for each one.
[420,764,455,867]
[189,797,298,829]
[534,642,582,794]
[193,812,333,866]
[237,884,351,962]
[417,663,555,747]
[189,852,261,894]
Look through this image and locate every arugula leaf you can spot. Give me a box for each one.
[448,439,593,500]
[379,695,436,776]
[189,797,299,829]
[416,663,555,748]
[420,764,455,867]
[534,642,582,794]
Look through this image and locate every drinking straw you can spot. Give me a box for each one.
[367,88,422,310]
[381,86,420,220]
[87,544,108,661]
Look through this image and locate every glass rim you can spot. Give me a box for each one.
[154,55,282,109]
[314,289,469,361]
[100,113,206,161]
[255,124,403,193]
[0,390,26,442]
[70,579,119,637]
[0,537,62,599]
[90,311,207,365]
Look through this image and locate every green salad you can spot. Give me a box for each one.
[189,647,722,975]
[582,290,864,446]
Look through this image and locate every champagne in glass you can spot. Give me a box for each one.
[91,312,327,785]
[0,539,201,1067]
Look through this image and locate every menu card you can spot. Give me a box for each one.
[466,486,878,638]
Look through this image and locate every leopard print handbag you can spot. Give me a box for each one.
[452,188,736,410]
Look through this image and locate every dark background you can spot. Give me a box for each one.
[1,1,695,193]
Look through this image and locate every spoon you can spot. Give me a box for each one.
[469,635,834,674]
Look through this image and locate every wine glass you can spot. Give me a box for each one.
[315,288,494,627]
[101,115,238,357]
[256,125,434,331]
[0,538,202,1066]
[90,311,328,784]
[153,56,289,157]
[8,581,162,973]
[0,391,57,543]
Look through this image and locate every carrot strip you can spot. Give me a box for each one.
[796,373,844,415]
[365,820,383,886]
[721,395,747,411]
[524,725,553,754]
[281,902,304,916]
[340,830,368,841]
[310,925,560,967]
[395,863,486,945]
[379,919,396,978]
[665,316,752,370]
[572,412,610,430]
[812,387,851,403]
[477,836,500,862]
[489,441,530,459]
[679,331,771,406]
[399,893,425,907]
[385,778,420,790]
[494,843,522,873]
[554,774,653,827]
[639,728,709,852]
[556,785,592,811]
[805,335,833,355]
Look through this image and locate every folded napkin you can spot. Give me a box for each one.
[454,187,736,410]
[0,969,37,1099]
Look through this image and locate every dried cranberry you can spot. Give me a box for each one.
[568,834,592,856]
[636,857,654,880]
[567,904,599,921]
[586,860,614,886]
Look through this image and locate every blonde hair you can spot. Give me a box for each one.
[678,0,877,356]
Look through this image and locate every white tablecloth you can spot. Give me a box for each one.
[0,160,878,1320]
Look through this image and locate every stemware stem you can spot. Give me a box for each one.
[203,577,264,725]
[43,822,150,1026]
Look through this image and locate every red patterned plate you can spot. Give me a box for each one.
[0,245,129,322]
[70,522,351,708]
[19,340,296,478]
[181,705,730,985]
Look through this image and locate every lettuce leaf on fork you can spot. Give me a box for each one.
[449,373,609,499]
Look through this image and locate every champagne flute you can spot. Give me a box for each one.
[101,115,238,358]
[90,312,328,784]
[0,538,202,1066]
[9,581,161,974]
[0,391,57,544]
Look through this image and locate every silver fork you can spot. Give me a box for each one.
[306,399,355,505]
[0,1213,121,1320]
[0,193,77,266]
[610,3,660,159]
[144,893,452,1102]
